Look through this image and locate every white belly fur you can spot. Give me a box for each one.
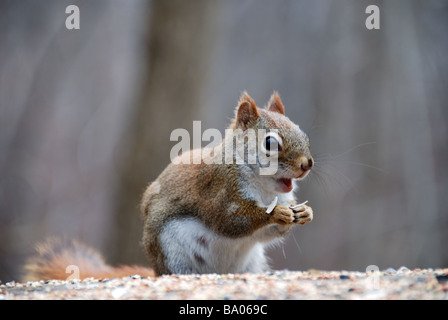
[159,217,288,274]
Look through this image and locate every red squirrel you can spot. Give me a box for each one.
[23,92,314,280]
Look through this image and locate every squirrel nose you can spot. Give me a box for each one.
[300,157,314,171]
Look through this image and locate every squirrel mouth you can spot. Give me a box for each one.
[277,178,293,193]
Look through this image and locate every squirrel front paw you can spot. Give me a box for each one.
[292,204,313,225]
[271,206,295,225]
[271,204,313,226]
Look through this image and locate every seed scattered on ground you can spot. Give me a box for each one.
[1,268,447,300]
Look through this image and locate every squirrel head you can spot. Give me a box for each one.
[229,91,313,193]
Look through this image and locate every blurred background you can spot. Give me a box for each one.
[1,0,447,282]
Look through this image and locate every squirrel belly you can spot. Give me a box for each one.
[158,216,295,275]
[159,218,272,274]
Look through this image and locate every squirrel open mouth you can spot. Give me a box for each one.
[277,170,310,192]
[277,178,293,193]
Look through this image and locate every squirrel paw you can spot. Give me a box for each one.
[272,206,295,225]
[292,204,313,225]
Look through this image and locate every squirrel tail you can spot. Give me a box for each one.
[22,237,155,281]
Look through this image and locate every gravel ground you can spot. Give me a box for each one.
[1,267,447,300]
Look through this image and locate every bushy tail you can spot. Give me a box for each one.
[23,238,154,281]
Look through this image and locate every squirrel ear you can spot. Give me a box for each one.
[267,91,285,115]
[235,92,259,129]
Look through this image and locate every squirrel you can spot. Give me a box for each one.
[23,91,314,281]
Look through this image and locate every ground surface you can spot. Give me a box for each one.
[1,268,447,300]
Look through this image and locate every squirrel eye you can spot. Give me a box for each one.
[265,136,277,151]
[263,133,282,153]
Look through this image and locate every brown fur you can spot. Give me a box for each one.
[23,238,154,281]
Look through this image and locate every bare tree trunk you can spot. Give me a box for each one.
[108,0,219,266]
